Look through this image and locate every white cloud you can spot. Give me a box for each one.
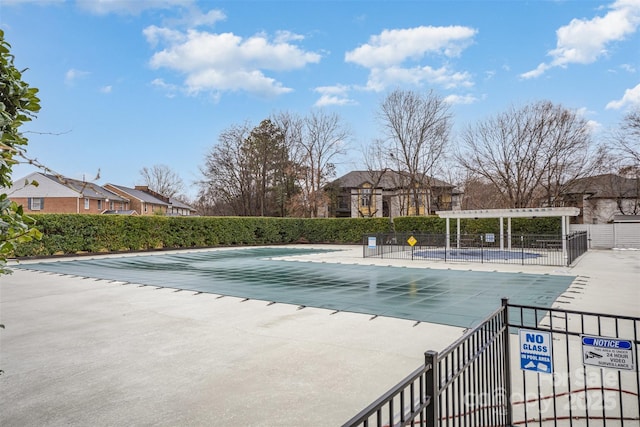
[76,0,193,15]
[444,94,478,105]
[143,25,186,47]
[145,27,321,98]
[65,68,90,85]
[346,26,476,68]
[345,25,476,92]
[100,85,112,93]
[606,82,640,109]
[313,85,356,107]
[274,30,305,44]
[521,0,640,78]
[621,63,637,72]
[182,8,225,27]
[520,63,551,80]
[365,65,473,92]
[575,107,603,133]
[151,78,179,98]
[484,70,496,80]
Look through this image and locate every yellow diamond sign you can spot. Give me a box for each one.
[407,236,417,247]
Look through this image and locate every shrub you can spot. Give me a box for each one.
[12,214,561,258]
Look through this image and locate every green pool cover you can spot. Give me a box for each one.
[16,247,575,328]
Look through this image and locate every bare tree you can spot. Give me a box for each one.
[271,111,306,216]
[612,108,640,169]
[377,89,452,215]
[139,164,184,198]
[297,110,351,217]
[459,175,510,210]
[199,119,297,216]
[458,101,599,208]
[199,122,253,215]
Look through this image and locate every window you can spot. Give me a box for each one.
[110,201,114,210]
[338,196,349,210]
[84,198,90,209]
[28,198,44,211]
[360,188,372,207]
[97,200,102,210]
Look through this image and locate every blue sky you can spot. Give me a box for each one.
[2,0,640,199]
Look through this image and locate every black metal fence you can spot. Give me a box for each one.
[343,299,639,427]
[507,304,640,426]
[362,231,588,266]
[342,300,512,427]
[566,230,588,266]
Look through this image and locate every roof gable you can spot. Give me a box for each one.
[7,172,77,198]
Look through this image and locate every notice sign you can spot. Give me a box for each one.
[407,236,417,247]
[519,329,553,374]
[582,335,635,371]
[368,236,377,249]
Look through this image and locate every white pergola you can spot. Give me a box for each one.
[435,207,580,263]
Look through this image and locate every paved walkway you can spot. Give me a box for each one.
[1,247,638,426]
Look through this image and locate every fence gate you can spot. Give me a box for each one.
[343,300,640,427]
[508,303,640,426]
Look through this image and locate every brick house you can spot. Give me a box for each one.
[103,184,169,215]
[6,172,129,214]
[103,185,196,216]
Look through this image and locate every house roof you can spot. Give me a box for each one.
[7,172,127,201]
[332,170,455,190]
[42,174,128,201]
[169,197,196,211]
[106,184,169,206]
[563,174,638,199]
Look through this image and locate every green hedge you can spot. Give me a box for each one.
[12,214,560,258]
[12,215,392,257]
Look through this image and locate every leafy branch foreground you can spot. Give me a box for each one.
[0,29,42,274]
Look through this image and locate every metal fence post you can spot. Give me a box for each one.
[501,297,513,426]
[425,350,439,427]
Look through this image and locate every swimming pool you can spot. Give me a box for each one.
[16,247,576,328]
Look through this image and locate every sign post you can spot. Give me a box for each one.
[407,235,417,261]
[519,329,553,374]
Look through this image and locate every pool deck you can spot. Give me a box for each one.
[1,246,638,426]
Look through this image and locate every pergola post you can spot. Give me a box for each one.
[507,218,512,250]
[500,217,504,250]
[456,218,461,249]
[562,214,568,265]
[446,217,451,252]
